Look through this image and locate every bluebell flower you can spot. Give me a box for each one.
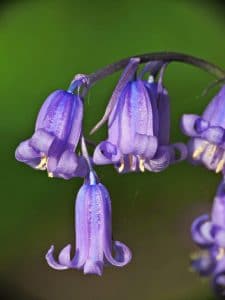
[93,62,187,173]
[181,85,225,174]
[191,181,225,297]
[93,79,158,171]
[15,79,88,179]
[45,171,132,275]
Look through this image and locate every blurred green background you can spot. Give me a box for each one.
[1,0,225,299]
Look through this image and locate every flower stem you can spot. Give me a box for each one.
[88,52,225,85]
[81,135,94,172]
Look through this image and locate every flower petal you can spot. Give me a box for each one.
[132,134,148,155]
[104,240,132,267]
[201,126,224,145]
[145,146,170,172]
[119,80,155,154]
[90,58,140,135]
[30,129,55,154]
[170,143,188,164]
[36,90,78,142]
[180,114,200,137]
[133,80,154,136]
[143,135,158,159]
[35,90,62,130]
[100,183,132,267]
[73,184,90,268]
[213,257,225,297]
[93,141,121,165]
[67,96,83,149]
[191,215,213,247]
[83,185,105,273]
[156,78,170,145]
[214,230,225,248]
[58,244,73,266]
[145,82,159,136]
[203,85,225,128]
[15,140,41,168]
[51,150,88,179]
[191,251,216,276]
[212,181,225,230]
[45,245,69,270]
[83,260,103,276]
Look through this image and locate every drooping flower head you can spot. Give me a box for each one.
[46,171,132,275]
[191,180,225,297]
[181,85,225,174]
[15,75,88,179]
[93,60,187,173]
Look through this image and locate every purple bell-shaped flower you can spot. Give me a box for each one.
[93,79,158,172]
[191,180,225,297]
[93,61,187,173]
[181,85,225,174]
[15,77,88,179]
[46,171,132,275]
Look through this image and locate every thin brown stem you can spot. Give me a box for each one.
[88,52,225,85]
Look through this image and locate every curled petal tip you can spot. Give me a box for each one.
[180,114,199,137]
[170,143,188,164]
[58,244,72,266]
[93,141,120,165]
[104,241,132,267]
[15,140,41,168]
[191,215,213,246]
[45,245,68,270]
[114,241,132,266]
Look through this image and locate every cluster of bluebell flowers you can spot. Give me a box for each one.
[15,52,225,295]
[190,181,225,297]
[181,84,225,296]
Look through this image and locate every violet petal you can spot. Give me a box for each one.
[30,129,55,154]
[191,215,213,247]
[93,141,121,165]
[15,140,41,168]
[45,245,69,270]
[180,114,199,137]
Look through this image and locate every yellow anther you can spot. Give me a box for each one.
[36,156,48,170]
[216,159,225,174]
[118,158,125,173]
[139,158,145,172]
[192,143,208,159]
[193,148,202,159]
[48,172,54,178]
[216,248,225,261]
[190,250,208,260]
[190,252,200,260]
